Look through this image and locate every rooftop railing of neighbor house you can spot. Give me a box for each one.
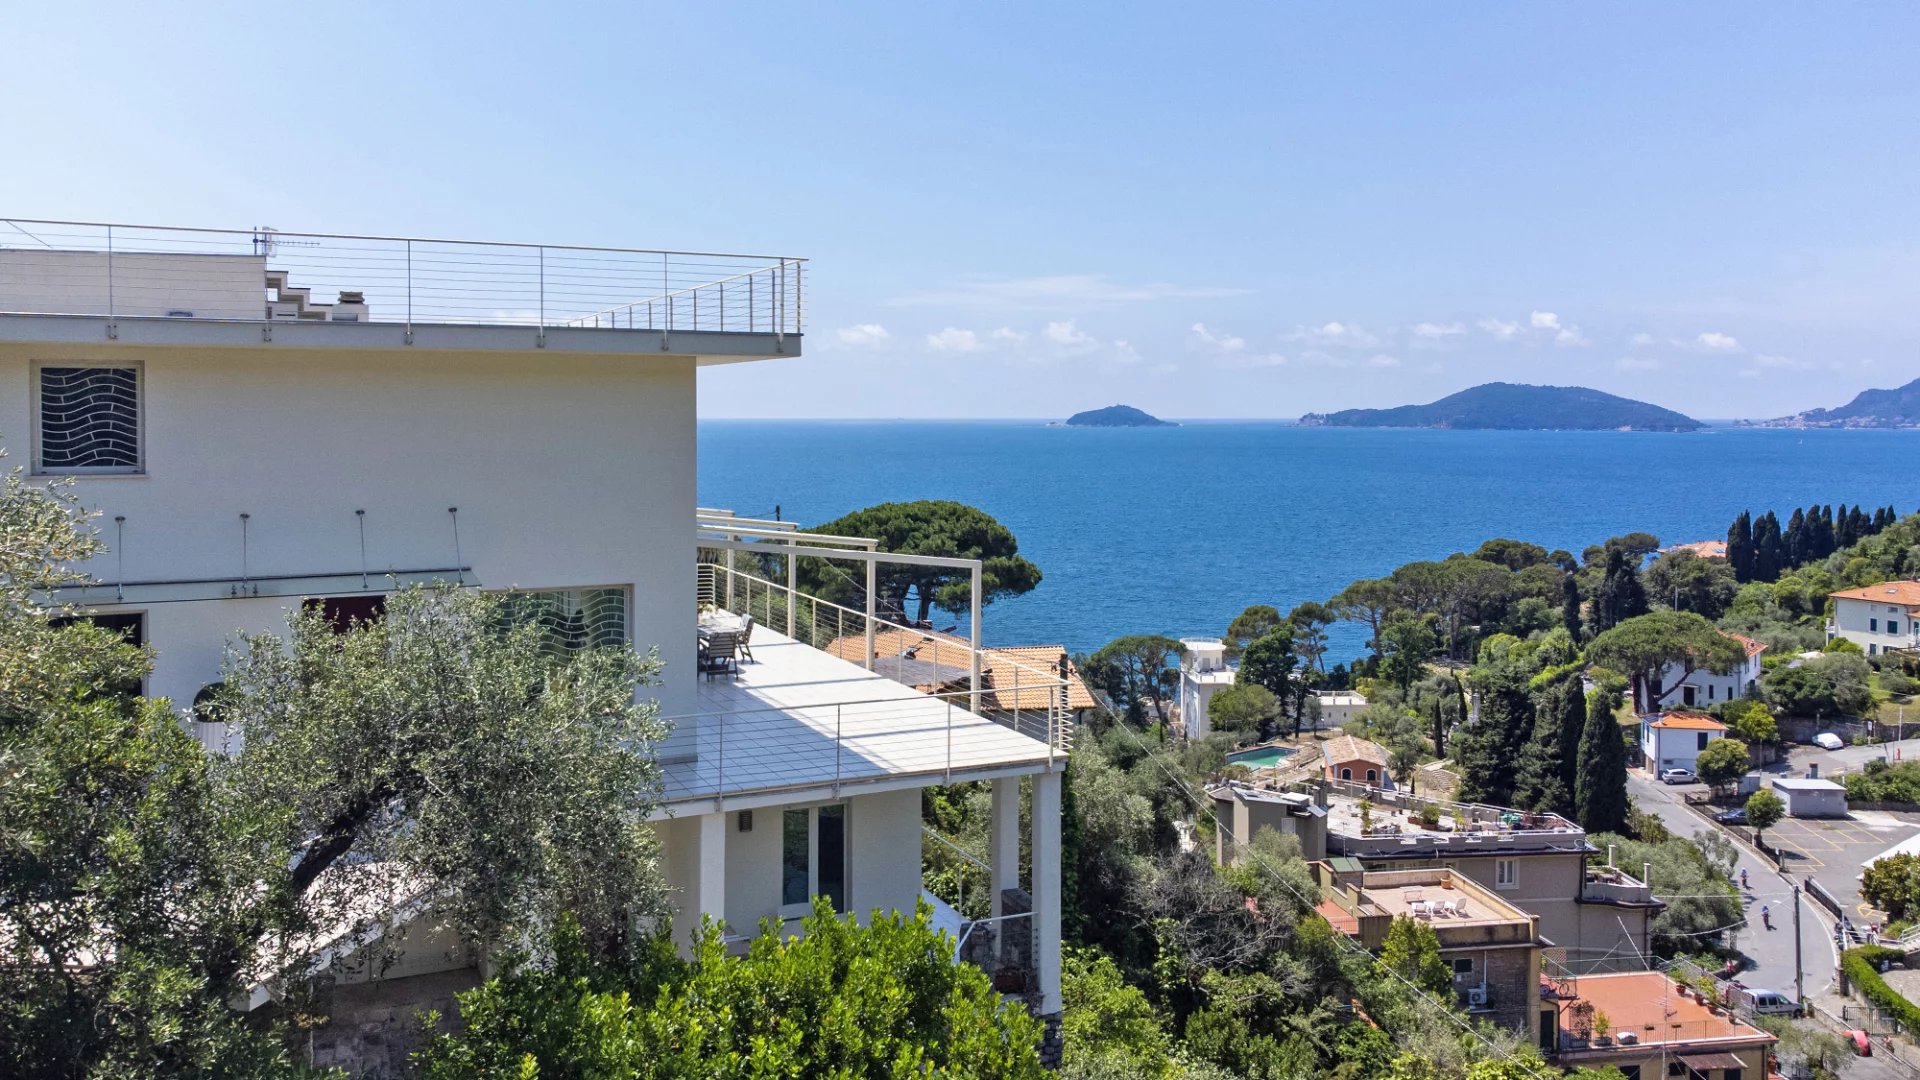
[0,218,804,336]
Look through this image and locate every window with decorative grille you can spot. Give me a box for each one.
[37,365,141,472]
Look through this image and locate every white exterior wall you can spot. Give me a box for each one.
[0,251,267,320]
[1655,652,1760,709]
[1832,596,1920,655]
[0,341,699,728]
[1641,724,1723,773]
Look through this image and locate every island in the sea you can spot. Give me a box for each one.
[1300,382,1701,432]
[1742,375,1920,429]
[1064,404,1178,428]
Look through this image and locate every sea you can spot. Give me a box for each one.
[698,421,1920,662]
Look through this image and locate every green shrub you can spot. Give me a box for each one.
[1845,760,1920,805]
[1844,945,1920,1038]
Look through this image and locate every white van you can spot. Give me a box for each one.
[1725,985,1801,1017]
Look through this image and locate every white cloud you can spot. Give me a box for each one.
[1630,333,1656,347]
[1754,353,1813,370]
[1110,339,1143,366]
[891,273,1250,310]
[1150,362,1179,375]
[1044,319,1097,349]
[1696,331,1742,351]
[1412,321,1466,339]
[926,327,981,353]
[1191,322,1246,351]
[1738,368,1762,379]
[1290,320,1380,348]
[1615,356,1661,372]
[990,327,1027,344]
[834,322,891,346]
[1555,326,1592,347]
[1530,311,1563,330]
[1367,354,1401,368]
[1479,317,1522,341]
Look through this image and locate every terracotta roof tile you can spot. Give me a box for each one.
[1648,711,1727,731]
[1321,734,1389,768]
[1830,580,1920,611]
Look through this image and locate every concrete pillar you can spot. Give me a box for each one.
[990,777,1022,919]
[695,810,727,949]
[1031,769,1062,1015]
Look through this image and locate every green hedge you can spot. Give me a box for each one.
[1844,945,1920,1037]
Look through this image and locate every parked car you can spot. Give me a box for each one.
[1714,807,1748,825]
[1722,984,1801,1017]
[1661,768,1697,784]
[1814,732,1845,751]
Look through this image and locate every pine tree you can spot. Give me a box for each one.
[1575,688,1629,834]
[1727,511,1755,583]
[1753,511,1785,581]
[1591,548,1648,633]
[1561,573,1583,643]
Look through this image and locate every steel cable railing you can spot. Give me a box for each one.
[0,218,804,335]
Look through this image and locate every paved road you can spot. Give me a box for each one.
[1629,771,1837,1003]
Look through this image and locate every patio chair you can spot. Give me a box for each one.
[701,630,741,679]
[738,615,755,662]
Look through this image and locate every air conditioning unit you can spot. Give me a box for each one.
[1615,1031,1638,1045]
[1466,986,1489,1007]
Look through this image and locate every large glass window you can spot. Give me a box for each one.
[780,803,849,916]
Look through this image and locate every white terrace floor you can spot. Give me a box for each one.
[659,624,1058,809]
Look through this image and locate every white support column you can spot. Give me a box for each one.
[1030,769,1062,1015]
[695,810,727,950]
[989,777,1021,919]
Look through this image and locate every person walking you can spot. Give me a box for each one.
[1739,867,1749,891]
[1760,904,1772,930]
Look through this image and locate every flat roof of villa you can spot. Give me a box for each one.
[1359,874,1532,930]
[659,624,1058,813]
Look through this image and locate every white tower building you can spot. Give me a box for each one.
[1177,637,1234,739]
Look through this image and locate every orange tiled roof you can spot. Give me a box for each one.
[1649,711,1727,731]
[1555,971,1774,1050]
[1321,734,1389,768]
[1725,632,1767,659]
[824,627,1098,711]
[1830,580,1920,611]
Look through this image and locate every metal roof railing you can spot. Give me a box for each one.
[0,218,804,337]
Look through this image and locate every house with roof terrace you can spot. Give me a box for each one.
[1212,777,1662,968]
[1313,862,1544,1038]
[2,219,1070,1069]
[1828,580,1920,657]
[1541,970,1776,1080]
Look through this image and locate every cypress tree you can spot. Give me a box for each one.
[1753,511,1785,581]
[1575,687,1629,834]
[1786,507,1807,567]
[1810,505,1834,560]
[1561,573,1583,643]
[1836,504,1858,548]
[1727,511,1755,583]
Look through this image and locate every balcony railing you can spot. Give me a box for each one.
[696,560,1073,752]
[0,218,803,336]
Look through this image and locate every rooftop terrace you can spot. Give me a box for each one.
[1318,783,1590,857]
[1548,971,1775,1057]
[0,218,802,358]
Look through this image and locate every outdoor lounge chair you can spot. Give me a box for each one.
[738,615,755,662]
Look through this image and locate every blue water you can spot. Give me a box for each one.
[1226,745,1299,768]
[697,422,1920,660]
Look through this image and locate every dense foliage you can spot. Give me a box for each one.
[417,902,1046,1079]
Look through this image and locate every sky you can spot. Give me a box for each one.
[4,3,1918,419]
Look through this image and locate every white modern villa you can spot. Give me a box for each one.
[0,219,1068,1069]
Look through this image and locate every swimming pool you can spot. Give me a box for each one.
[1226,745,1298,769]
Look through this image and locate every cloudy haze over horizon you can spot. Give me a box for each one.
[5,3,1916,419]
